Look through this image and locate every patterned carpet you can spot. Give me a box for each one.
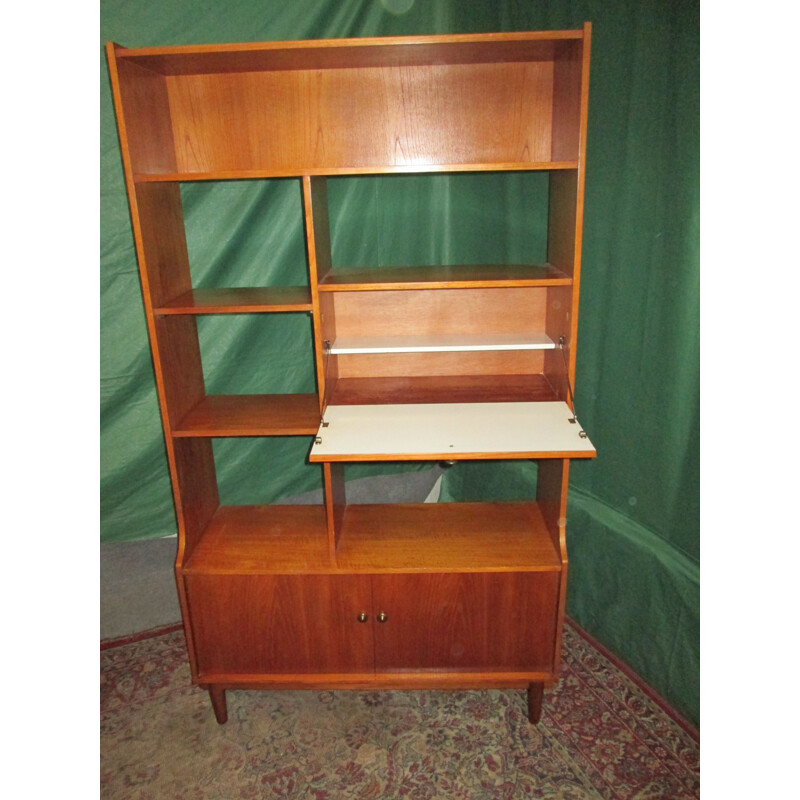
[100,623,699,799]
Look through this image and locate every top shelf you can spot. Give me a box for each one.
[108,26,590,180]
[112,29,587,75]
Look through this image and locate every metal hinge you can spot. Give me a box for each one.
[558,336,587,437]
[315,415,329,445]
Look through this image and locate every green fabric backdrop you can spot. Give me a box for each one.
[100,0,699,725]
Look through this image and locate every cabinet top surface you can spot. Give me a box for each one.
[108,26,589,74]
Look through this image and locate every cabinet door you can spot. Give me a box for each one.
[185,574,374,676]
[372,572,560,673]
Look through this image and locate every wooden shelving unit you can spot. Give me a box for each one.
[107,25,595,726]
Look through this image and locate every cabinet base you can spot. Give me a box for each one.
[201,679,549,725]
[528,682,544,723]
[208,685,228,724]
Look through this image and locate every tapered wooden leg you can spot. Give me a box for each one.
[527,682,544,724]
[208,686,228,724]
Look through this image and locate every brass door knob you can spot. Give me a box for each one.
[377,612,388,623]
[357,612,368,623]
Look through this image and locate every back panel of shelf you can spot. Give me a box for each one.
[168,63,556,175]
[328,285,549,369]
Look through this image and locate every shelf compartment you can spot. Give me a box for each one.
[155,287,312,314]
[194,311,317,396]
[111,30,588,177]
[334,502,561,572]
[322,287,552,378]
[328,333,555,355]
[173,394,320,437]
[150,60,561,175]
[182,505,331,574]
[317,264,571,291]
[309,401,596,461]
[327,374,558,405]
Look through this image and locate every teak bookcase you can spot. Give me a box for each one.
[106,25,595,725]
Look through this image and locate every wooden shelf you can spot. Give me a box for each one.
[155,287,312,314]
[114,30,584,75]
[182,502,560,575]
[327,374,559,405]
[173,394,320,437]
[310,401,596,461]
[183,505,331,574]
[132,163,579,182]
[335,503,561,572]
[329,333,555,355]
[318,264,572,292]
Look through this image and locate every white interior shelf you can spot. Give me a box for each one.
[328,333,555,355]
[309,401,596,461]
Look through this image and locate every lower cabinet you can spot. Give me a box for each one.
[372,572,559,673]
[184,571,560,680]
[185,574,374,675]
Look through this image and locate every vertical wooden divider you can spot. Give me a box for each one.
[545,23,592,409]
[302,175,343,561]
[545,35,580,405]
[302,175,332,413]
[544,170,577,405]
[323,463,347,561]
[536,459,570,676]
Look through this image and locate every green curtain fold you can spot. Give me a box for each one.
[100,0,699,725]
